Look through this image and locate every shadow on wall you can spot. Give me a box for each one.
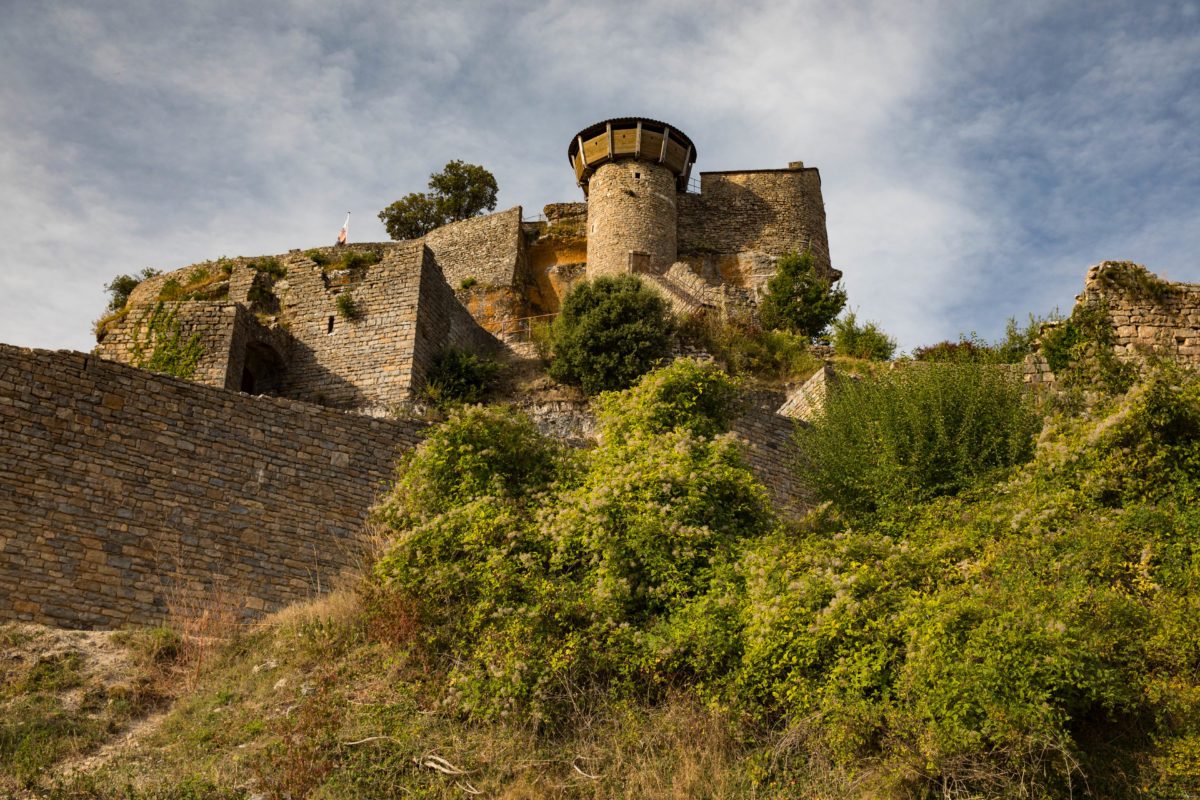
[240,342,286,395]
[277,338,371,409]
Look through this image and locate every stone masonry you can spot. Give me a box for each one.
[0,344,426,629]
[1080,261,1200,366]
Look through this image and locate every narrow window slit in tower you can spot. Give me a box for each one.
[327,316,334,333]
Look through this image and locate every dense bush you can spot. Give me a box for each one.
[373,363,770,723]
[741,366,1200,796]
[378,160,498,240]
[797,362,1040,516]
[831,311,896,360]
[757,250,846,339]
[548,274,674,394]
[1039,299,1136,393]
[676,310,820,382]
[419,346,500,406]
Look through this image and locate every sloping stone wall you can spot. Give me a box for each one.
[0,344,426,630]
[423,206,526,290]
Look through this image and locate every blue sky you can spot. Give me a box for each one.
[1,0,1198,353]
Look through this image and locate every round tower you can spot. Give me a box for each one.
[568,118,697,279]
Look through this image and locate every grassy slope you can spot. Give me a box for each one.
[6,364,1200,798]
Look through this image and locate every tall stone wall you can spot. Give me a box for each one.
[731,389,809,521]
[677,166,832,294]
[276,245,425,410]
[585,161,679,278]
[0,344,426,630]
[1080,261,1200,366]
[95,302,242,390]
[422,206,526,289]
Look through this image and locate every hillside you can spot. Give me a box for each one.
[4,356,1200,799]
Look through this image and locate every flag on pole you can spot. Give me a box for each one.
[337,212,350,245]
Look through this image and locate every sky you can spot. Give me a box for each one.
[1,0,1198,354]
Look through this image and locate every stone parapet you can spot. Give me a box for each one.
[0,344,427,629]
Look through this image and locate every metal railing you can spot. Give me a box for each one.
[496,312,558,341]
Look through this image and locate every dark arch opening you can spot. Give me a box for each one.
[239,342,285,395]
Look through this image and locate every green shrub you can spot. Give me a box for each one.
[548,274,674,394]
[830,310,896,361]
[373,365,771,725]
[335,292,360,319]
[420,346,500,406]
[797,363,1040,516]
[157,278,183,301]
[459,276,477,290]
[340,251,380,270]
[593,358,743,440]
[912,334,995,363]
[377,405,566,527]
[1039,299,1136,394]
[103,267,160,313]
[757,250,846,339]
[676,310,819,382]
[248,258,286,279]
[304,249,331,267]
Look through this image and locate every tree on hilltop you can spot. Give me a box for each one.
[378,160,498,240]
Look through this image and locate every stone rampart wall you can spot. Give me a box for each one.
[1081,261,1200,366]
[677,167,831,282]
[95,302,241,390]
[732,389,808,520]
[423,206,526,289]
[0,344,425,629]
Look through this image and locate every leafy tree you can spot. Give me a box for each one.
[831,310,896,360]
[548,274,674,394]
[103,267,160,313]
[757,250,846,339]
[378,160,498,240]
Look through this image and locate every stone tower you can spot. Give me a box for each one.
[568,118,697,279]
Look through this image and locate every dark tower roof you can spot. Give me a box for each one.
[567,117,697,195]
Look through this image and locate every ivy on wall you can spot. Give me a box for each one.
[129,302,205,380]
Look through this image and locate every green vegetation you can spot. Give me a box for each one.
[1,627,183,794]
[757,250,847,340]
[335,292,361,320]
[247,258,286,279]
[1040,299,1137,393]
[459,276,477,290]
[830,309,897,360]
[15,329,1200,797]
[306,249,381,272]
[103,267,161,313]
[129,302,205,379]
[419,346,501,406]
[797,362,1041,517]
[378,160,498,240]
[548,274,674,394]
[677,310,826,383]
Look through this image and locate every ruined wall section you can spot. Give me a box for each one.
[1080,262,1200,366]
[677,166,832,296]
[731,389,809,521]
[0,344,426,629]
[414,248,504,390]
[422,206,525,289]
[95,302,241,390]
[277,246,424,410]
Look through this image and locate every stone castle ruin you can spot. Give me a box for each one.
[93,117,837,414]
[3,116,1196,631]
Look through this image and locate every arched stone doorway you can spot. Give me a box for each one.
[239,342,285,395]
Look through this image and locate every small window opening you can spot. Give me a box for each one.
[634,172,642,179]
[327,316,335,333]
